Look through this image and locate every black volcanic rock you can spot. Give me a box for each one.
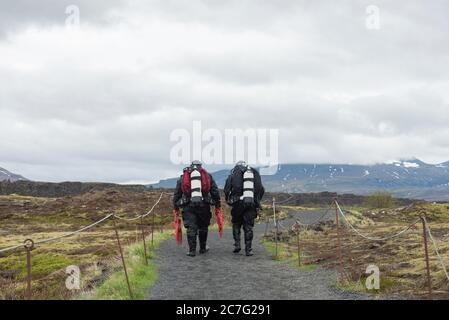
[0,180,146,197]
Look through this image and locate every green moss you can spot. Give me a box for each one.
[412,203,449,221]
[335,275,400,295]
[84,230,172,300]
[0,252,77,279]
[298,264,318,272]
[334,278,367,292]
[92,248,115,257]
[0,194,51,202]
[23,214,90,226]
[261,239,317,271]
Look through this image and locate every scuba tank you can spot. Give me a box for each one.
[241,166,255,206]
[179,161,212,208]
[190,168,203,206]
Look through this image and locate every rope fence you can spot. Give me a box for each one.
[0,192,169,300]
[113,193,164,221]
[294,207,333,228]
[335,202,421,242]
[268,196,449,298]
[2,191,449,299]
[261,193,296,206]
[0,193,166,254]
[422,217,449,282]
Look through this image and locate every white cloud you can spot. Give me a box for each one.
[1,0,449,182]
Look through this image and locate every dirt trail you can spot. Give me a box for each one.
[148,210,371,300]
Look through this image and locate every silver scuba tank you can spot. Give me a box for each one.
[241,166,255,205]
[190,168,203,206]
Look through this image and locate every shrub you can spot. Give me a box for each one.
[365,191,396,209]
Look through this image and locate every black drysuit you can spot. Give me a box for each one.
[224,166,265,253]
[173,173,221,252]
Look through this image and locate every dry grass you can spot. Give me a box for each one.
[0,189,232,300]
[269,204,449,299]
[0,190,174,300]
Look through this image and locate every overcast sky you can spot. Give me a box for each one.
[1,0,449,183]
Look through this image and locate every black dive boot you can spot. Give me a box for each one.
[245,240,253,256]
[244,224,254,256]
[198,229,209,254]
[232,224,241,253]
[186,233,197,257]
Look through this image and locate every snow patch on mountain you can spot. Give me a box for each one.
[0,169,11,177]
[391,160,420,168]
[0,167,28,181]
[403,161,420,168]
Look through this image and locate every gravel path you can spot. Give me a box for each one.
[148,209,371,300]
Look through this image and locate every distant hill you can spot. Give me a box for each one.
[0,167,27,182]
[150,159,449,201]
[0,180,146,198]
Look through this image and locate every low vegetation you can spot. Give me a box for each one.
[262,202,449,299]
[365,191,397,209]
[0,189,231,300]
[261,238,318,272]
[0,190,174,300]
[2,188,448,300]
[83,230,172,300]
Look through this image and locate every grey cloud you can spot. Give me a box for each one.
[1,0,449,182]
[0,0,125,37]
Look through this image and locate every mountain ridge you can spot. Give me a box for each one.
[151,159,449,201]
[0,167,27,182]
